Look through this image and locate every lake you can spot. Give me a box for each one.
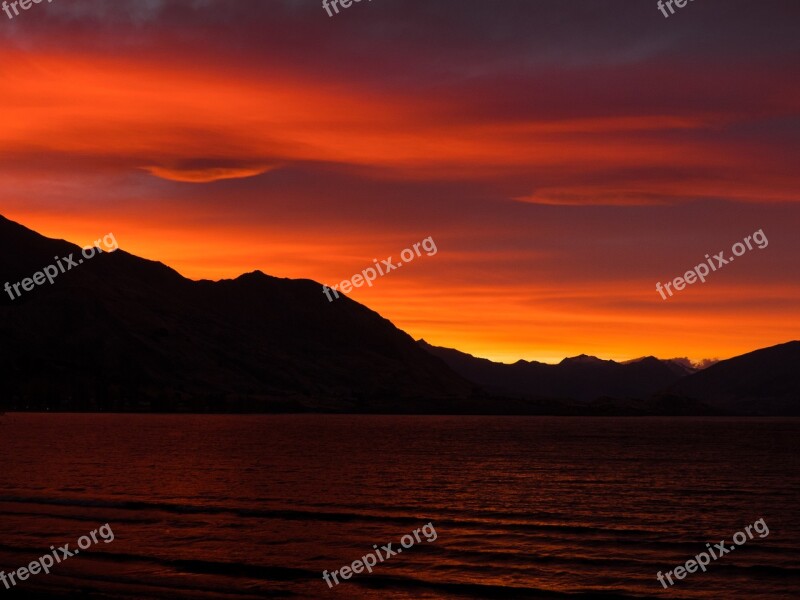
[1,415,798,598]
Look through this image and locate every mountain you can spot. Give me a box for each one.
[0,215,475,412]
[668,341,800,415]
[3,215,795,415]
[418,340,800,415]
[417,340,694,402]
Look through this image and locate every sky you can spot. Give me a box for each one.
[1,0,799,364]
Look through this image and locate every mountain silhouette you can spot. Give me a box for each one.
[668,341,800,415]
[2,215,796,415]
[0,215,474,411]
[417,340,693,402]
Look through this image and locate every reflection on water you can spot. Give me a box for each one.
[1,414,799,599]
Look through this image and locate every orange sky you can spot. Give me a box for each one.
[1,0,798,364]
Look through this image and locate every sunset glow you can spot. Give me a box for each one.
[1,0,798,364]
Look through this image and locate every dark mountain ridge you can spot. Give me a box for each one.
[417,340,799,415]
[2,215,796,415]
[669,341,800,415]
[417,340,694,402]
[0,215,474,411]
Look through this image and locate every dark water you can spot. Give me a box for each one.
[0,415,798,599]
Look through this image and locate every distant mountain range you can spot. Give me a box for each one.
[419,340,800,415]
[1,214,797,415]
[417,340,694,401]
[670,341,800,415]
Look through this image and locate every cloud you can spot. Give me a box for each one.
[668,357,720,371]
[143,161,279,183]
[0,0,798,364]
